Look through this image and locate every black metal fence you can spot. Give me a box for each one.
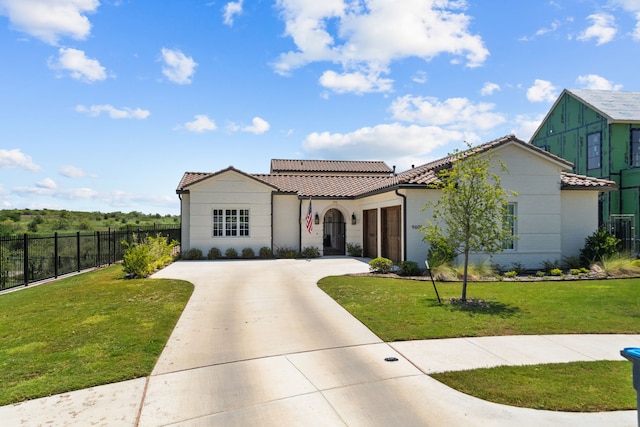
[0,224,181,291]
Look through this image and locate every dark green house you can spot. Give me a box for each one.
[530,89,640,252]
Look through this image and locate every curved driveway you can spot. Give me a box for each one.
[138,258,637,426]
[1,258,636,426]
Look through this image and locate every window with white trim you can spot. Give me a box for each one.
[503,203,516,250]
[213,209,249,237]
[587,132,601,170]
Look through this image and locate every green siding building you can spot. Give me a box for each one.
[530,89,640,251]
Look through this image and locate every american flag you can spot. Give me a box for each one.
[305,197,313,234]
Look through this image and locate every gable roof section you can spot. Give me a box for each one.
[530,89,640,142]
[178,135,615,197]
[176,166,279,193]
[567,89,640,123]
[395,134,573,186]
[270,159,392,175]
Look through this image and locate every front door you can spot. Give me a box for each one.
[363,209,377,258]
[382,205,401,263]
[323,209,345,255]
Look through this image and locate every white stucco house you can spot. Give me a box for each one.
[176,135,615,270]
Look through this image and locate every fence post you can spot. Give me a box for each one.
[96,231,101,268]
[23,233,28,286]
[54,232,58,278]
[76,231,81,272]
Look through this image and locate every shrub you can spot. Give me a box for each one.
[549,268,563,276]
[540,259,560,272]
[504,270,518,278]
[398,260,421,276]
[258,246,273,259]
[301,246,320,258]
[450,260,495,280]
[207,247,222,260]
[241,247,255,259]
[536,270,546,277]
[147,235,176,270]
[123,242,153,278]
[182,248,203,260]
[427,240,455,268]
[346,242,363,257]
[569,268,583,276]
[225,248,238,259]
[601,253,640,276]
[122,234,178,278]
[562,255,584,270]
[510,262,525,275]
[369,257,393,274]
[580,229,620,264]
[275,247,300,259]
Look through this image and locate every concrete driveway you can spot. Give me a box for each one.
[1,258,637,426]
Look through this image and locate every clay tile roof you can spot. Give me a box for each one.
[253,174,395,197]
[396,134,573,186]
[561,172,617,190]
[177,171,214,190]
[178,135,613,196]
[270,159,392,174]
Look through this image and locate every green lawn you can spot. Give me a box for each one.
[0,265,193,406]
[318,275,640,411]
[318,276,640,340]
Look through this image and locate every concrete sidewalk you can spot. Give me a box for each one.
[0,258,638,426]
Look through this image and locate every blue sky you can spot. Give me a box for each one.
[1,0,639,215]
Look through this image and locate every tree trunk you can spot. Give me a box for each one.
[461,249,469,301]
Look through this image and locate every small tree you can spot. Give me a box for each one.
[420,145,517,301]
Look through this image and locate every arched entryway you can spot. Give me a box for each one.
[322,208,346,255]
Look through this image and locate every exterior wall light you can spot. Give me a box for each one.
[314,213,320,224]
[351,212,356,225]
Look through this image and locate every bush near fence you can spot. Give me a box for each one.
[0,224,180,291]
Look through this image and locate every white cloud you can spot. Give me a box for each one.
[0,0,99,45]
[160,48,197,85]
[13,184,98,199]
[480,82,500,96]
[512,113,546,142]
[242,117,270,134]
[303,123,467,169]
[223,0,243,26]
[412,70,428,84]
[184,115,217,133]
[319,69,393,94]
[60,165,91,178]
[103,190,174,209]
[577,13,617,45]
[48,47,107,82]
[526,79,558,103]
[274,0,489,93]
[576,74,623,90]
[0,148,41,172]
[609,1,640,40]
[76,104,151,119]
[36,177,57,189]
[390,95,506,130]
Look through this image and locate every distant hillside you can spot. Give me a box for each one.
[0,209,180,235]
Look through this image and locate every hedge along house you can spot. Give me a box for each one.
[530,89,640,253]
[176,135,615,270]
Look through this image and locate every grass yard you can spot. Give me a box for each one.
[0,265,193,406]
[318,275,640,411]
[318,276,640,341]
